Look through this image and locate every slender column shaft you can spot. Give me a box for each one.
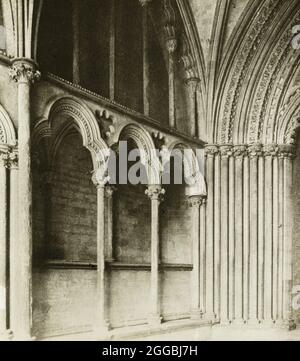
[9,153,18,335]
[282,146,295,329]
[186,79,199,138]
[105,186,115,261]
[214,152,221,319]
[142,5,150,116]
[0,151,8,334]
[233,147,246,323]
[220,145,231,324]
[95,184,110,334]
[200,198,206,315]
[273,156,279,322]
[257,156,264,322]
[243,154,250,322]
[228,155,235,322]
[248,145,261,323]
[9,60,40,339]
[278,155,284,322]
[189,196,203,319]
[72,0,80,84]
[109,0,116,100]
[146,185,165,324]
[264,146,275,323]
[205,148,215,319]
[166,40,176,128]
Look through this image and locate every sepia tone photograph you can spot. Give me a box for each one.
[0,0,300,344]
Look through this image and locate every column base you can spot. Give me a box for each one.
[0,329,14,341]
[93,319,111,340]
[148,314,162,326]
[231,319,246,326]
[190,309,203,320]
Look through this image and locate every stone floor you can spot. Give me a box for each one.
[42,321,300,341]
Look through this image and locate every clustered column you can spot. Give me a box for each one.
[203,143,295,327]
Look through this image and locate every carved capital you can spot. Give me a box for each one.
[0,148,9,167]
[233,145,248,158]
[205,144,219,157]
[6,149,18,169]
[146,185,165,202]
[9,59,41,84]
[166,38,177,54]
[277,144,296,159]
[248,144,263,158]
[219,145,233,158]
[263,144,278,157]
[105,185,117,199]
[187,195,206,208]
[92,167,110,188]
[185,77,200,93]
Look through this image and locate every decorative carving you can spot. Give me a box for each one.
[182,34,198,81]
[220,0,280,143]
[95,109,116,140]
[277,144,296,159]
[187,195,206,208]
[0,148,9,167]
[248,144,263,158]
[249,12,300,143]
[205,144,219,157]
[263,144,278,157]
[6,148,18,169]
[145,185,165,202]
[152,132,166,150]
[92,167,110,188]
[233,145,248,158]
[9,60,41,84]
[105,185,117,199]
[164,0,176,48]
[219,145,233,158]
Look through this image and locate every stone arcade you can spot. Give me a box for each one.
[0,0,300,341]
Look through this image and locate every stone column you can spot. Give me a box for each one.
[92,173,110,336]
[264,145,277,324]
[219,145,232,324]
[233,145,247,324]
[281,145,296,330]
[205,145,218,320]
[9,59,40,340]
[0,147,8,337]
[105,186,116,262]
[243,149,250,322]
[146,185,165,325]
[188,195,206,319]
[186,78,200,138]
[8,150,18,337]
[277,150,284,323]
[139,0,151,116]
[166,39,177,129]
[248,144,262,325]
[214,148,221,319]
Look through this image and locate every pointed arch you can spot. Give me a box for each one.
[118,123,161,185]
[38,96,109,171]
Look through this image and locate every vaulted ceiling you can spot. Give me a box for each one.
[183,0,300,144]
[1,0,300,146]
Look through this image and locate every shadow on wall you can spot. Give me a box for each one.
[0,25,5,50]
